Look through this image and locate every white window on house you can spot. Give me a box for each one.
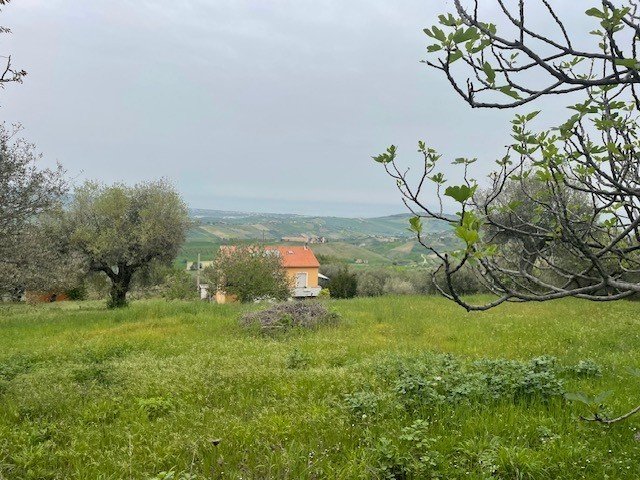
[295,272,308,288]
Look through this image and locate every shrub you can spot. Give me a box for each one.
[471,357,564,402]
[357,270,388,297]
[203,245,290,303]
[343,391,381,418]
[160,270,198,300]
[240,302,339,335]
[403,270,435,295]
[65,284,87,301]
[326,267,358,299]
[383,277,417,296]
[361,353,566,411]
[434,264,488,295]
[567,359,602,378]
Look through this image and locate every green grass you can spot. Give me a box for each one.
[0,296,639,479]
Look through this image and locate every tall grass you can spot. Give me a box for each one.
[0,296,639,479]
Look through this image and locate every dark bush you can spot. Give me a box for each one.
[159,270,198,300]
[240,302,339,334]
[327,267,358,299]
[356,269,389,297]
[383,277,416,295]
[434,264,488,295]
[65,284,87,301]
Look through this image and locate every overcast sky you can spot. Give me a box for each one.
[2,0,587,217]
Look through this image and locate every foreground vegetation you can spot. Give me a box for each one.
[1,296,639,479]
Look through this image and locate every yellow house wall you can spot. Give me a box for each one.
[285,267,319,288]
[215,291,238,304]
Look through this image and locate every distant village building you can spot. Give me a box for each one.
[281,235,308,243]
[281,235,327,244]
[374,236,400,243]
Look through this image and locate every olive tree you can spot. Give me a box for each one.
[203,246,290,303]
[0,124,67,298]
[63,180,191,308]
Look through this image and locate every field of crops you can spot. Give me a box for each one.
[1,296,639,479]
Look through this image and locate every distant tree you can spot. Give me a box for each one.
[327,267,358,299]
[375,1,640,311]
[0,124,67,298]
[62,181,191,308]
[356,269,389,297]
[159,268,198,301]
[383,276,417,296]
[203,245,290,303]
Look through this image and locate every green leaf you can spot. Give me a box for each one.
[444,184,476,203]
[455,225,479,246]
[408,216,423,234]
[431,26,446,42]
[614,58,640,69]
[452,27,479,44]
[423,27,433,37]
[482,62,496,84]
[593,390,613,404]
[585,7,605,19]
[525,110,541,121]
[564,392,592,405]
[535,170,552,182]
[448,49,463,63]
[427,44,442,52]
[499,85,522,100]
[372,145,397,164]
[438,13,457,27]
[429,173,446,184]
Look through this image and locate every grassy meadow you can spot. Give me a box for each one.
[0,296,639,479]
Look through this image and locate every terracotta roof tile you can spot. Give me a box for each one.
[218,245,320,268]
[266,246,320,268]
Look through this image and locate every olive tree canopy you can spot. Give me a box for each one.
[63,180,191,307]
[0,124,67,298]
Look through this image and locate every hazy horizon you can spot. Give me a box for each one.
[188,201,411,219]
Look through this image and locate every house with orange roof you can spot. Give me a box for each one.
[266,245,322,298]
[208,245,323,303]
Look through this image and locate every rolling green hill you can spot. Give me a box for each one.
[180,209,457,267]
[189,209,451,241]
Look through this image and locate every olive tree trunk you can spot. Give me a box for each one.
[107,268,134,309]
